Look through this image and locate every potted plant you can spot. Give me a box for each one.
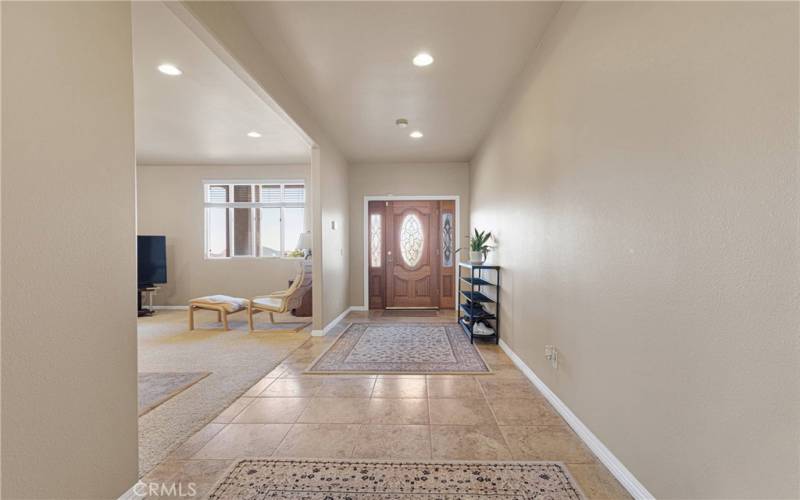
[469,229,493,263]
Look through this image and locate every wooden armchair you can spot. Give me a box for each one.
[248,261,312,333]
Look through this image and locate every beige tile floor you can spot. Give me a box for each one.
[141,310,630,499]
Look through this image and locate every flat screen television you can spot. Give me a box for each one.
[138,235,167,287]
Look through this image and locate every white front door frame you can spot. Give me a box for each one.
[363,195,461,310]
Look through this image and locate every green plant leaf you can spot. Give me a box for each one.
[470,229,493,252]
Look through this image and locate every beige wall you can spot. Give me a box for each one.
[317,146,350,325]
[1,2,138,497]
[136,164,309,305]
[470,2,799,498]
[348,163,469,307]
[178,2,351,330]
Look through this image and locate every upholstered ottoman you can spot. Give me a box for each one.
[188,295,249,331]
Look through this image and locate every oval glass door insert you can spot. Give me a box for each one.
[400,213,424,267]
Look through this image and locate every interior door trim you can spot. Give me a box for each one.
[363,195,460,310]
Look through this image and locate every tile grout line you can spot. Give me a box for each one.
[269,423,292,458]
[426,378,434,459]
[477,371,516,458]
[269,405,306,458]
[348,423,361,458]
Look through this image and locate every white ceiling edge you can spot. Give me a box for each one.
[133,2,313,166]
[164,1,314,148]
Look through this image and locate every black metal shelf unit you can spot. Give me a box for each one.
[457,262,500,344]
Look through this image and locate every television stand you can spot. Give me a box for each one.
[137,286,160,317]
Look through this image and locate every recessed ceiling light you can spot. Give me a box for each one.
[157,63,182,76]
[409,130,424,139]
[247,131,262,138]
[412,52,434,67]
[395,118,409,128]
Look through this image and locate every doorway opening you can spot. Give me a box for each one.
[364,196,460,310]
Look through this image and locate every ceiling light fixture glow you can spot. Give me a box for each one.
[247,131,262,138]
[412,52,434,67]
[409,130,424,139]
[157,63,182,76]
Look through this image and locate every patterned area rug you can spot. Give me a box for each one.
[209,459,584,499]
[138,372,210,416]
[306,323,490,374]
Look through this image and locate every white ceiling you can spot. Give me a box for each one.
[132,2,310,166]
[235,1,561,163]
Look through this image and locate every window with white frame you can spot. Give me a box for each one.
[204,182,305,259]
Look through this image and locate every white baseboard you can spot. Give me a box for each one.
[311,305,364,336]
[498,339,654,500]
[151,305,188,310]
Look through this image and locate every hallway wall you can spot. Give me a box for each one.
[469,2,799,498]
[347,163,470,307]
[315,145,350,326]
[1,2,138,497]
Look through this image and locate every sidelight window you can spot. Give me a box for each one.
[370,214,382,267]
[441,213,454,267]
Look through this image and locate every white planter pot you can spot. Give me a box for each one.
[469,251,484,263]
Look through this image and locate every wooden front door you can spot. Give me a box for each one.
[368,200,456,310]
[386,201,439,308]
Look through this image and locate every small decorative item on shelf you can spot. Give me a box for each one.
[468,229,494,263]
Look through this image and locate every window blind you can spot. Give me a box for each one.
[260,185,282,203]
[207,185,228,203]
[284,184,305,203]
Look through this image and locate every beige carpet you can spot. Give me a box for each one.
[137,309,309,475]
[138,372,210,416]
[210,459,584,499]
[306,323,491,374]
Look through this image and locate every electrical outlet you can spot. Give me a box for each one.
[544,345,559,369]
